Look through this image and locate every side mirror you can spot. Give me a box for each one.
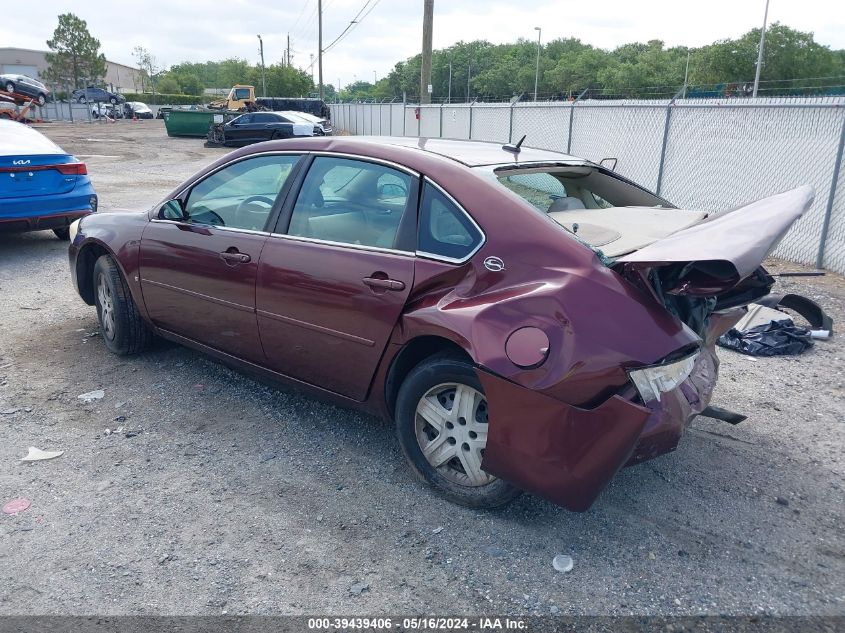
[159,199,185,221]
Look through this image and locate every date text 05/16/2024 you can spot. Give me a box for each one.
[307,617,528,630]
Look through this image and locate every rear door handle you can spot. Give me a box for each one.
[220,251,251,264]
[362,276,405,291]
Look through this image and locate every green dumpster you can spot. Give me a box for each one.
[163,109,226,138]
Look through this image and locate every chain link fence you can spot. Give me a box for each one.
[331,97,845,273]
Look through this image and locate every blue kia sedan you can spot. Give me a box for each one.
[0,120,97,239]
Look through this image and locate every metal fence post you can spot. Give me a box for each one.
[468,101,474,140]
[509,101,515,142]
[439,103,444,138]
[389,100,393,136]
[816,112,845,268]
[566,89,588,154]
[655,98,677,196]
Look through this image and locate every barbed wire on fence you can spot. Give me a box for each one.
[330,97,845,274]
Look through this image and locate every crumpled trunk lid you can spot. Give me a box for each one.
[616,186,813,292]
[613,186,813,334]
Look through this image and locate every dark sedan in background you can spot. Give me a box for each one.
[67,136,811,511]
[71,86,125,105]
[1,74,50,105]
[221,112,316,146]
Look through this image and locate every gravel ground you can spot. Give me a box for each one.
[0,122,843,617]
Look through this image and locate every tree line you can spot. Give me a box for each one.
[347,23,845,102]
[41,13,845,103]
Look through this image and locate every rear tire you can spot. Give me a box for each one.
[109,97,117,105]
[37,93,46,106]
[53,227,70,240]
[395,353,521,509]
[93,254,153,355]
[78,96,87,104]
[4,81,14,93]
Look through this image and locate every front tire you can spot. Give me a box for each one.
[53,227,70,240]
[93,255,153,355]
[4,81,14,93]
[109,97,117,105]
[395,353,521,509]
[37,93,46,106]
[78,96,87,104]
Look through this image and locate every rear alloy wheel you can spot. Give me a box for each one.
[93,254,153,355]
[395,353,521,508]
[78,96,87,104]
[4,81,14,93]
[109,97,117,105]
[53,227,70,240]
[37,93,46,106]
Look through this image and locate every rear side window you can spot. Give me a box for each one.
[418,183,483,262]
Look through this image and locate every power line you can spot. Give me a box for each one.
[290,0,311,34]
[322,0,381,55]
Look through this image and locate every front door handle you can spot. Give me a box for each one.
[220,250,251,264]
[362,276,405,291]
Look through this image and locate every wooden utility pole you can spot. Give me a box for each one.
[318,0,324,100]
[287,33,291,67]
[420,0,433,104]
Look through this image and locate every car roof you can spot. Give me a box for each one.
[0,120,64,156]
[254,135,584,168]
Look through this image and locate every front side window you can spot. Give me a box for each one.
[287,157,414,250]
[181,155,299,231]
[418,183,483,262]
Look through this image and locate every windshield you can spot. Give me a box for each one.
[281,111,315,124]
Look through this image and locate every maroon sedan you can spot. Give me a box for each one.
[68,136,812,510]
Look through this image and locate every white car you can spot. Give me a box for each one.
[280,110,333,135]
[91,103,123,119]
[125,102,153,119]
[1,74,50,105]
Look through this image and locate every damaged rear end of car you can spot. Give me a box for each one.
[442,161,813,511]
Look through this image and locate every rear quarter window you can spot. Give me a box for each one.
[418,183,483,262]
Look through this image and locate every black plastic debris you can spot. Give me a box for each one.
[718,319,813,356]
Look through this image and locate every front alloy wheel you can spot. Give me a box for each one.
[97,272,116,341]
[92,254,152,355]
[395,353,521,508]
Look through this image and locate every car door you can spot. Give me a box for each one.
[256,155,418,400]
[139,153,303,362]
[251,113,278,141]
[227,114,254,144]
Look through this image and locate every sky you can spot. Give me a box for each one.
[3,0,844,89]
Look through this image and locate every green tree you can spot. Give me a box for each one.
[156,75,181,94]
[178,74,204,96]
[133,46,159,93]
[44,13,107,88]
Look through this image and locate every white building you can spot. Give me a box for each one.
[0,47,144,93]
